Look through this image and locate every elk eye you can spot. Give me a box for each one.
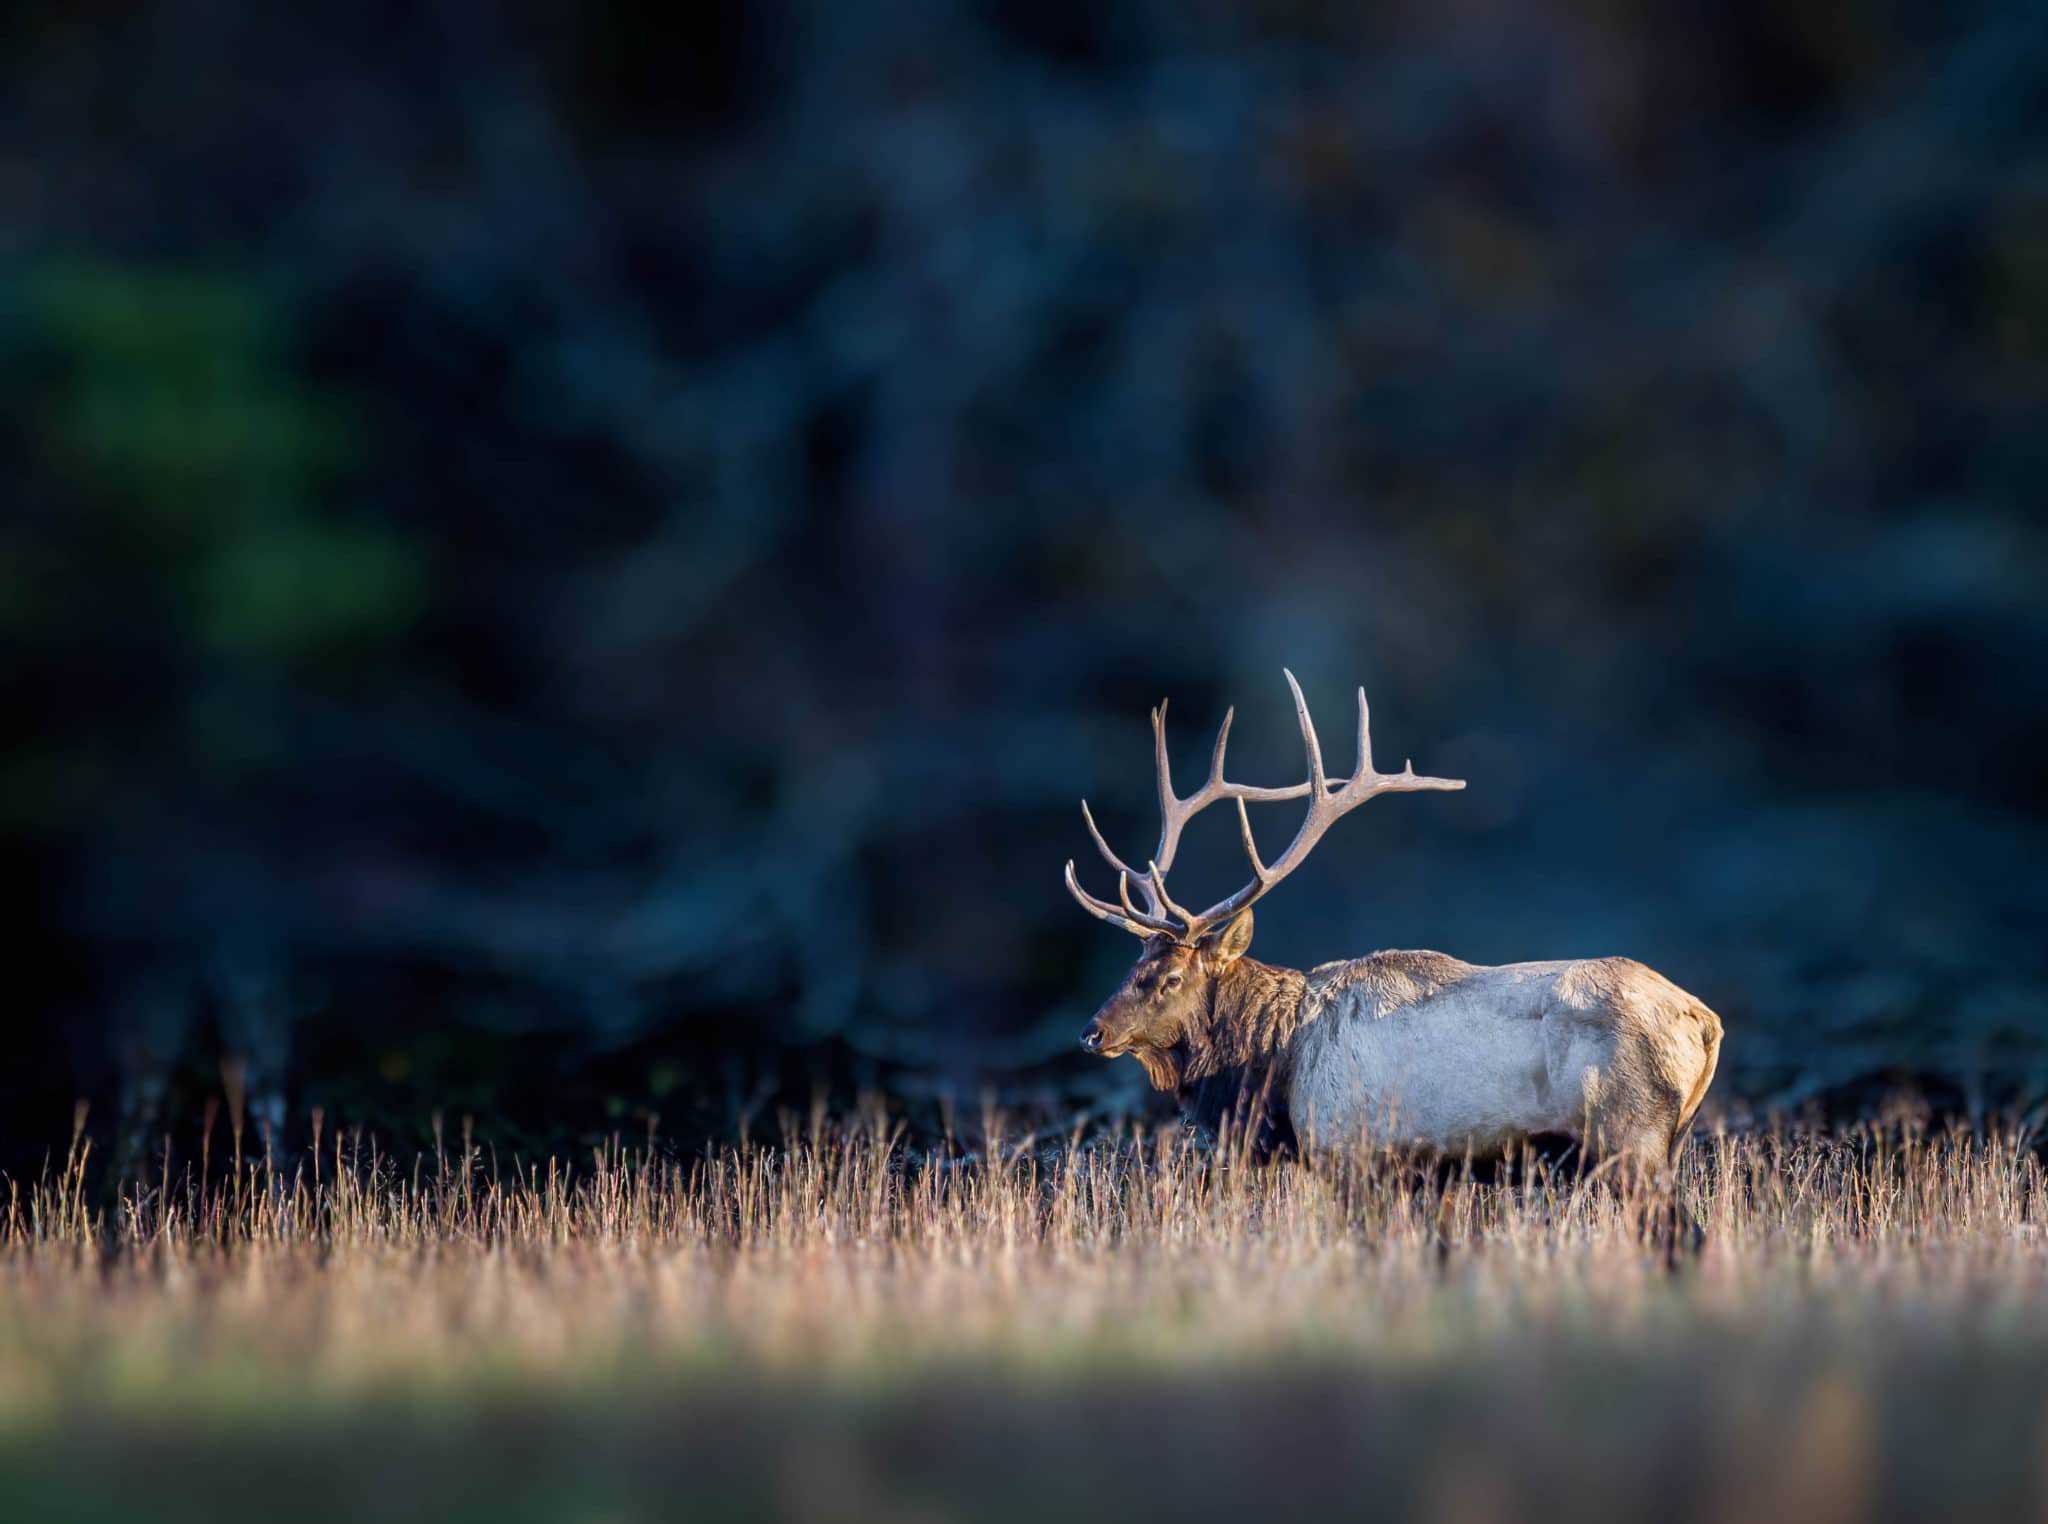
[1163,972,1183,991]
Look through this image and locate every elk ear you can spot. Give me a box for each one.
[1208,909,1255,966]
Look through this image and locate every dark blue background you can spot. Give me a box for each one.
[7,0,2045,1166]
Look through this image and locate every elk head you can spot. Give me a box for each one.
[1076,913,1257,1090]
[1067,671,1463,1087]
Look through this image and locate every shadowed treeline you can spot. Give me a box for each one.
[5,1,2046,1163]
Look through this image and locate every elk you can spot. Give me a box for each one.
[1066,672,1723,1201]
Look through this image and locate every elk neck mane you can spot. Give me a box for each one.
[1188,955,1312,1081]
[1132,955,1311,1148]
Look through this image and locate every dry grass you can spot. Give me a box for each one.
[3,1110,2047,1521]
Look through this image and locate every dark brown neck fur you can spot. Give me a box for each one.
[1173,956,1310,1155]
[1184,957,1310,1080]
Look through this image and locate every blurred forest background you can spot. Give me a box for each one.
[5,0,2045,1173]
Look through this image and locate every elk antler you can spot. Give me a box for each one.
[1064,670,1464,943]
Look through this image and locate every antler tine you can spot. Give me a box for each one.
[1282,668,1326,796]
[1147,859,1202,929]
[1065,860,1175,939]
[1063,859,1133,932]
[1353,686,1372,781]
[1232,796,1270,883]
[1144,700,1185,904]
[1208,706,1234,788]
[1080,800,1140,881]
[1151,699,1176,806]
[1117,869,1165,927]
[1148,700,1204,880]
[1119,868,1181,935]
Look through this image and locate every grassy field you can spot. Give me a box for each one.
[3,1110,2047,1522]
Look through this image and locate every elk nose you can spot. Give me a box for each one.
[1079,1027,1103,1054]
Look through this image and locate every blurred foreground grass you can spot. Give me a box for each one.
[3,1115,2047,1522]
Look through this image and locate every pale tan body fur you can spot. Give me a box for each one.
[1262,950,1721,1169]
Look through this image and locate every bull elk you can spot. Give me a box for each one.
[1066,672,1723,1199]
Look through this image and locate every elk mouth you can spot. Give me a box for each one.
[1082,1029,1181,1090]
[1081,1014,1139,1058]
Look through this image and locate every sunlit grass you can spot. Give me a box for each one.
[2,1109,2046,1519]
